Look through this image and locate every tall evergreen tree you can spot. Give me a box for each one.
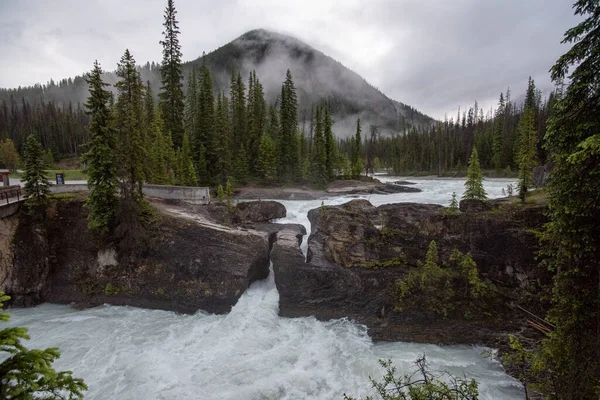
[536,2,600,397]
[82,61,118,234]
[323,104,337,180]
[215,92,231,182]
[462,147,487,200]
[183,69,197,137]
[197,63,217,183]
[310,105,327,188]
[22,135,51,209]
[350,119,363,179]
[279,70,299,180]
[233,143,249,184]
[158,0,185,147]
[257,134,277,181]
[114,49,145,201]
[247,71,267,174]
[229,71,247,157]
[176,130,198,186]
[492,93,505,170]
[143,81,155,129]
[516,106,536,202]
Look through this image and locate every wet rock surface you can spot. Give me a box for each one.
[273,198,549,344]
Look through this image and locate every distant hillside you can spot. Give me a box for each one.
[0,29,434,138]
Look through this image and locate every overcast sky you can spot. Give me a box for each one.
[0,0,579,119]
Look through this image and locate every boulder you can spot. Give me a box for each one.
[233,200,286,223]
[382,183,422,193]
[459,198,492,213]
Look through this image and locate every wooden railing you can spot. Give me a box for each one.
[0,185,22,205]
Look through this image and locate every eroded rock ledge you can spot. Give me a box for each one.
[0,198,288,314]
[272,198,549,345]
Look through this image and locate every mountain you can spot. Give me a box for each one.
[0,29,434,137]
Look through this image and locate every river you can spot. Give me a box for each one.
[6,177,524,399]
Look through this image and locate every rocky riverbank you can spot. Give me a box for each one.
[0,193,549,348]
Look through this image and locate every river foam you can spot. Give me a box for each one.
[7,177,523,399]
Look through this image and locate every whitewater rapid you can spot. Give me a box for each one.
[7,177,523,400]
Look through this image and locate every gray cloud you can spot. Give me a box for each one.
[0,0,579,118]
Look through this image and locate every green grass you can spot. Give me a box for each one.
[12,169,87,181]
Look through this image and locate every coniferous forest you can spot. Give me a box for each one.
[1,0,599,399]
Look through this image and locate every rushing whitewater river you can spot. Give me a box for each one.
[7,177,524,400]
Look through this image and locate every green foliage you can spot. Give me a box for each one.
[82,61,119,234]
[516,97,537,202]
[104,282,131,295]
[396,241,454,317]
[233,144,249,185]
[343,357,479,400]
[396,243,490,317]
[364,257,406,270]
[0,292,87,399]
[257,134,278,181]
[158,0,185,147]
[501,335,536,399]
[445,192,459,215]
[278,70,299,180]
[350,119,363,179]
[311,105,328,188]
[534,2,600,397]
[217,184,225,202]
[462,147,487,200]
[224,178,234,214]
[175,131,197,186]
[114,49,145,202]
[0,138,21,172]
[22,135,51,210]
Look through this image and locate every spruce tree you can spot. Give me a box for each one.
[233,143,249,185]
[492,93,505,170]
[462,147,487,200]
[310,105,327,188]
[197,63,217,183]
[82,61,119,234]
[350,119,363,179]
[176,131,198,186]
[215,92,231,183]
[144,81,155,128]
[158,0,185,147]
[535,2,600,397]
[257,134,277,181]
[516,106,536,202]
[114,49,145,201]
[22,135,51,209]
[183,69,197,137]
[0,293,87,399]
[247,71,266,174]
[323,104,337,180]
[279,70,299,180]
[148,109,170,184]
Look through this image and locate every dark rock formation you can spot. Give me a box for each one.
[273,199,549,344]
[233,200,286,223]
[532,163,554,188]
[382,183,422,193]
[1,199,271,314]
[459,198,493,213]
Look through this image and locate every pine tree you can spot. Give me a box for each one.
[143,81,155,128]
[230,71,247,157]
[114,49,145,201]
[158,0,185,147]
[82,61,119,234]
[310,105,327,188]
[197,62,218,183]
[0,292,87,399]
[535,2,600,397]
[22,135,51,209]
[516,106,536,202]
[350,119,363,179]
[247,71,266,174]
[462,147,487,200]
[279,70,299,180]
[447,192,459,215]
[148,109,170,184]
[215,92,231,183]
[233,143,249,185]
[183,69,197,137]
[323,104,337,180]
[492,92,505,170]
[176,131,198,186]
[257,134,277,181]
